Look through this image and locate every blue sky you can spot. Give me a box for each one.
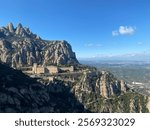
[0,0,150,59]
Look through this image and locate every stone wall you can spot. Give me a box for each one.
[32,63,74,74]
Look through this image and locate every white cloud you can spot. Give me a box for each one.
[119,26,135,35]
[112,26,136,36]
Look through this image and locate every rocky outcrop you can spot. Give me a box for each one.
[71,70,149,112]
[74,71,128,99]
[0,62,86,112]
[0,62,149,113]
[0,23,149,113]
[0,23,78,68]
[146,97,150,112]
[6,23,14,33]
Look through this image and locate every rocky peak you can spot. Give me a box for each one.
[0,23,79,67]
[17,23,23,28]
[15,23,27,36]
[0,23,31,38]
[6,22,14,33]
[0,23,36,39]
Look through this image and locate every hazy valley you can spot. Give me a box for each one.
[80,60,150,96]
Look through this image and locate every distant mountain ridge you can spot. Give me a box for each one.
[0,23,78,68]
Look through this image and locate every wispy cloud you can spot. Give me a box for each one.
[112,30,119,36]
[91,52,150,60]
[84,43,94,47]
[78,52,150,61]
[84,43,102,47]
[112,26,136,36]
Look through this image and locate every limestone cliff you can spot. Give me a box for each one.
[70,70,149,112]
[0,23,78,68]
[0,62,149,112]
[74,71,128,99]
[0,23,149,113]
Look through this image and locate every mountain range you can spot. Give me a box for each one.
[0,23,78,68]
[0,23,150,113]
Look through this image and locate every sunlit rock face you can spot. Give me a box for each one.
[0,23,79,68]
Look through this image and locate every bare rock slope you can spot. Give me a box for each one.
[0,23,149,113]
[0,62,86,112]
[0,23,78,68]
[0,63,149,113]
[72,71,149,112]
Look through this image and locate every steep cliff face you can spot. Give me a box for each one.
[0,23,149,113]
[0,23,78,68]
[72,71,149,112]
[74,71,128,98]
[0,62,149,113]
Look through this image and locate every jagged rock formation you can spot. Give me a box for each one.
[71,70,149,112]
[0,62,149,112]
[74,71,128,99]
[0,23,78,68]
[0,62,86,112]
[0,23,149,113]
